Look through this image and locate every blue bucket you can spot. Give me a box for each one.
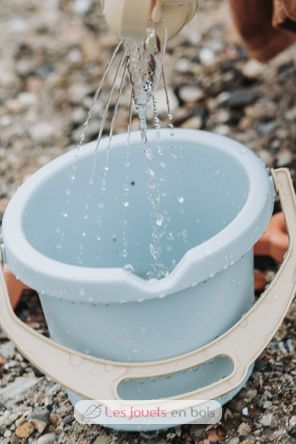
[2,129,275,429]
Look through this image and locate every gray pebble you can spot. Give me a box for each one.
[0,342,15,359]
[238,422,251,436]
[223,89,258,109]
[227,438,240,444]
[92,435,113,444]
[36,433,56,444]
[29,122,55,145]
[260,413,273,427]
[276,149,293,167]
[257,120,277,135]
[242,60,264,79]
[181,116,202,129]
[29,408,49,434]
[178,85,204,103]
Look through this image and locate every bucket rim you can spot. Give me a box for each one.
[2,129,275,303]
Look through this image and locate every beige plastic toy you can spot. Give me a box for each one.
[101,0,199,40]
[0,168,295,404]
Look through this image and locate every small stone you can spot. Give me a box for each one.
[73,0,92,14]
[242,407,249,416]
[37,433,57,444]
[29,122,55,145]
[199,48,215,66]
[16,60,34,77]
[63,414,74,425]
[227,439,239,444]
[289,416,296,428]
[263,400,272,409]
[29,408,49,434]
[0,376,39,402]
[69,84,91,105]
[182,116,202,129]
[92,435,113,444]
[4,430,12,438]
[0,341,15,359]
[259,413,273,427]
[244,389,257,402]
[214,124,230,136]
[223,89,258,109]
[175,58,192,74]
[71,107,85,125]
[255,358,268,372]
[242,60,264,78]
[276,149,293,167]
[18,92,37,107]
[216,109,231,124]
[257,150,273,167]
[288,427,296,439]
[0,402,6,412]
[15,421,35,439]
[178,85,204,103]
[207,427,223,441]
[238,422,251,436]
[285,107,296,121]
[217,91,231,104]
[257,120,277,135]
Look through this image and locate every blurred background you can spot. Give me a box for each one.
[0,1,296,443]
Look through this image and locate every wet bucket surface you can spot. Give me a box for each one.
[2,129,275,414]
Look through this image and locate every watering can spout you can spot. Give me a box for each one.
[100,0,199,41]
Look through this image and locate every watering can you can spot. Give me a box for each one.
[0,129,295,431]
[101,0,199,40]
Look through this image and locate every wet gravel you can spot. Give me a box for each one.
[0,0,296,443]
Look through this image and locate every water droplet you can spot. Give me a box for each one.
[149,243,161,260]
[123,201,129,208]
[177,196,185,204]
[62,212,68,219]
[167,232,175,241]
[147,168,155,177]
[156,214,164,226]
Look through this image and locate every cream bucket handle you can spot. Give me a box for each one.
[0,168,295,402]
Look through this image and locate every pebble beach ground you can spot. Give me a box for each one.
[0,0,296,443]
